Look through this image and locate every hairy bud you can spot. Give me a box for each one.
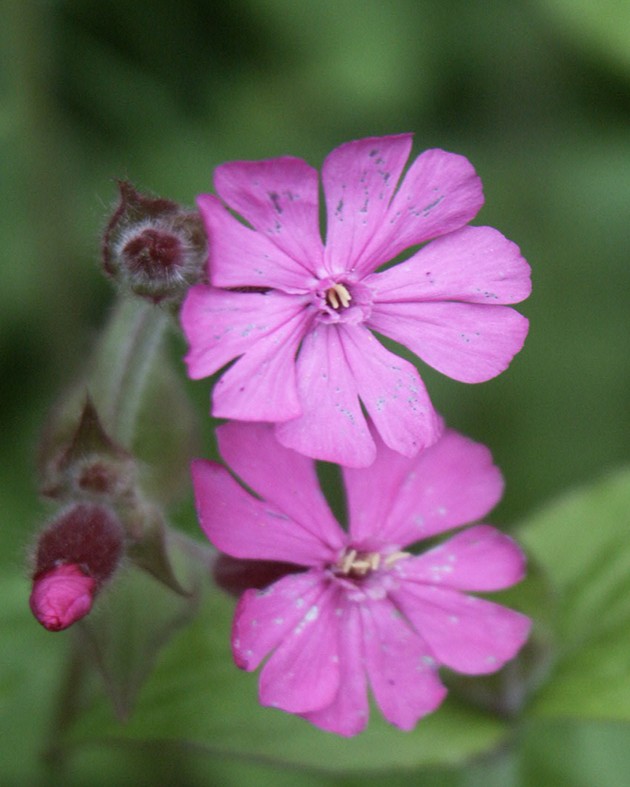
[102,181,207,304]
[30,503,125,631]
[213,553,303,597]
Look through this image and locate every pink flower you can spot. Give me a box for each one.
[192,421,531,736]
[183,134,531,467]
[29,563,97,631]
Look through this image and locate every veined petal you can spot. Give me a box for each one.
[322,134,413,276]
[191,460,335,566]
[344,430,426,544]
[198,194,316,290]
[212,306,311,422]
[213,157,324,273]
[275,325,376,467]
[181,286,301,380]
[392,584,531,675]
[301,602,369,736]
[394,525,526,592]
[217,422,345,550]
[339,325,441,459]
[259,584,341,713]
[362,599,447,730]
[378,429,504,547]
[232,571,326,671]
[369,301,529,383]
[366,226,531,305]
[350,148,484,276]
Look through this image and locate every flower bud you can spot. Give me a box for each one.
[102,181,207,304]
[213,553,302,597]
[30,503,125,631]
[41,397,136,503]
[30,564,97,631]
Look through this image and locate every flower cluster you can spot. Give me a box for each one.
[185,134,532,735]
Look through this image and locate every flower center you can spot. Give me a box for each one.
[325,283,352,311]
[333,547,409,579]
[312,278,372,325]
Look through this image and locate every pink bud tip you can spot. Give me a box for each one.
[29,563,97,631]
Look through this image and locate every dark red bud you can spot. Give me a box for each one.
[102,181,207,304]
[213,553,303,597]
[30,503,125,631]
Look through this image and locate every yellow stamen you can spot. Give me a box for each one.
[384,551,411,567]
[334,549,409,578]
[326,283,352,310]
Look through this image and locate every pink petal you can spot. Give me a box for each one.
[368,301,529,383]
[216,422,345,551]
[191,460,336,566]
[347,429,503,547]
[275,325,376,467]
[198,194,317,290]
[361,599,447,730]
[339,324,441,458]
[213,157,324,274]
[366,226,531,305]
[259,583,341,713]
[232,571,326,670]
[394,525,526,591]
[322,134,413,276]
[211,306,311,422]
[30,564,97,632]
[392,584,531,675]
[349,148,484,276]
[300,602,369,736]
[181,286,302,380]
[343,429,429,545]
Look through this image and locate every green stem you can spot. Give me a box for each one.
[90,298,169,448]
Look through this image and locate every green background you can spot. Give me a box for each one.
[3,1,630,784]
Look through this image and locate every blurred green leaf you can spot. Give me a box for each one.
[134,350,202,506]
[63,589,508,773]
[539,0,630,74]
[0,574,68,785]
[518,466,630,719]
[75,536,204,722]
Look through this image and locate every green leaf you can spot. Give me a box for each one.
[518,466,630,719]
[0,574,69,785]
[538,0,630,75]
[62,589,508,773]
[134,352,202,507]
[74,537,204,721]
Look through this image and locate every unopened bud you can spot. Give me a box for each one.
[41,398,136,503]
[30,564,97,631]
[102,181,207,304]
[30,503,124,630]
[213,553,302,597]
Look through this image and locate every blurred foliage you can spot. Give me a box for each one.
[3,0,630,783]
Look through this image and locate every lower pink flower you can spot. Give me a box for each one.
[193,422,530,736]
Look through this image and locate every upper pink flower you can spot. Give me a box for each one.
[193,421,531,737]
[183,134,531,467]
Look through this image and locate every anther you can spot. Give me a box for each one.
[326,283,352,310]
